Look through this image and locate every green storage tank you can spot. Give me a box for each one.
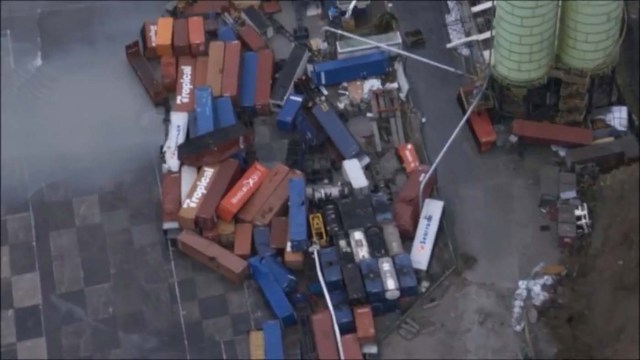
[491,0,559,87]
[556,0,623,74]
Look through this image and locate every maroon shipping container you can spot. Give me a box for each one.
[398,165,436,204]
[511,119,593,147]
[179,130,254,167]
[174,56,196,112]
[234,222,253,258]
[160,56,177,92]
[260,0,282,15]
[340,334,364,360]
[140,22,158,59]
[253,169,301,226]
[125,41,167,106]
[237,163,290,222]
[195,159,242,231]
[221,41,242,101]
[178,230,249,284]
[270,217,288,249]
[188,16,207,56]
[212,0,230,13]
[195,56,209,87]
[237,25,267,51]
[204,18,218,39]
[255,49,274,115]
[311,310,339,360]
[393,199,418,239]
[173,18,190,56]
[183,1,216,17]
[161,172,181,224]
[354,305,376,344]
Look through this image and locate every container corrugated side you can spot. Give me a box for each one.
[410,198,444,271]
[312,51,389,86]
[239,51,258,108]
[310,310,339,360]
[221,41,242,101]
[276,94,303,132]
[206,41,225,96]
[217,162,269,222]
[255,49,274,115]
[311,102,362,161]
[173,18,190,56]
[156,17,174,57]
[263,320,285,359]
[194,86,214,136]
[511,119,593,147]
[214,96,237,129]
[187,16,206,56]
[174,56,196,112]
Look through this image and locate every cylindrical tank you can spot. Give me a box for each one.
[491,0,560,87]
[556,0,623,74]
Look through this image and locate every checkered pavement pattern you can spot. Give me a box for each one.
[0,161,280,359]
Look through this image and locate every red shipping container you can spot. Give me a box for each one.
[174,56,196,112]
[393,199,418,239]
[237,163,289,223]
[161,171,181,225]
[188,16,207,56]
[398,165,435,204]
[340,334,364,360]
[511,119,593,147]
[173,18,190,56]
[468,109,496,153]
[234,222,253,258]
[183,1,216,17]
[195,56,209,87]
[160,56,177,92]
[217,162,270,222]
[253,169,301,226]
[260,0,282,15]
[354,305,376,344]
[397,143,420,173]
[195,158,241,231]
[207,41,225,97]
[311,310,339,360]
[237,25,267,51]
[255,49,274,115]
[270,217,288,249]
[141,22,158,59]
[221,41,242,101]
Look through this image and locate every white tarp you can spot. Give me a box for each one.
[162,112,188,173]
[589,106,629,132]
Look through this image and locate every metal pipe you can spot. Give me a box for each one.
[321,26,475,78]
[418,77,489,211]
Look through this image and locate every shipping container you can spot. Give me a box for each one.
[181,165,198,203]
[319,247,343,291]
[234,222,253,258]
[277,93,304,132]
[334,305,355,334]
[359,257,385,302]
[253,169,300,225]
[160,56,177,92]
[340,334,364,360]
[262,320,285,360]
[398,165,435,203]
[348,229,371,263]
[178,166,217,230]
[296,109,327,147]
[178,230,249,283]
[564,135,639,172]
[342,159,369,194]
[214,96,237,129]
[241,6,273,38]
[174,56,196,112]
[253,226,273,256]
[312,101,368,166]
[271,44,309,109]
[378,257,400,300]
[140,22,158,58]
[125,41,168,106]
[173,18,190,56]
[336,231,355,264]
[353,305,376,344]
[270,217,288,249]
[218,25,238,42]
[195,158,241,230]
[468,109,496,153]
[233,0,260,9]
[337,30,401,60]
[371,193,393,224]
[310,310,340,360]
[238,25,267,51]
[222,41,242,100]
[206,41,225,96]
[365,226,387,258]
[204,18,217,40]
[218,161,270,222]
[260,255,297,293]
[187,16,206,55]
[381,223,403,257]
[178,122,252,167]
[309,213,328,247]
[371,299,398,316]
[194,86,214,136]
[249,330,265,360]
[255,49,274,115]
[393,199,418,239]
[212,0,230,13]
[217,219,235,248]
[410,198,444,271]
[396,143,420,174]
[163,112,189,172]
[251,260,297,326]
[182,0,216,18]
[260,0,282,15]
[322,203,344,237]
[339,195,377,231]
[285,137,306,172]
[511,119,593,147]
[310,51,390,86]
[156,17,174,57]
[194,56,209,87]
[288,177,309,251]
[284,240,304,270]
[238,163,288,222]
[341,262,367,305]
[239,51,258,108]
[161,172,181,229]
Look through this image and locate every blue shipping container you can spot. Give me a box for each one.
[311,102,362,161]
[334,305,355,334]
[218,25,237,42]
[261,255,297,294]
[194,86,214,136]
[214,97,237,129]
[263,320,285,360]
[253,226,273,256]
[370,299,398,316]
[239,52,258,108]
[393,253,418,297]
[276,94,304,132]
[251,261,297,326]
[319,246,343,291]
[328,289,349,306]
[311,51,390,86]
[359,257,385,303]
[295,111,327,147]
[288,178,309,251]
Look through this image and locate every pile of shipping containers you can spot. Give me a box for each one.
[125,1,447,359]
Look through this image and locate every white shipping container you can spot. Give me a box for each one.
[410,199,445,271]
[342,159,369,194]
[162,112,189,172]
[378,257,401,300]
[349,229,371,263]
[180,165,198,204]
[382,223,404,256]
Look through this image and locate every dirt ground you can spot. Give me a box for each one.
[542,163,640,359]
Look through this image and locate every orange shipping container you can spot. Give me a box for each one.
[156,17,174,57]
[174,56,196,112]
[237,163,289,223]
[195,56,209,87]
[255,49,274,115]
[188,16,207,56]
[141,22,158,58]
[217,162,270,222]
[340,334,364,360]
[397,143,420,173]
[468,109,496,153]
[207,41,225,96]
[221,41,242,101]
